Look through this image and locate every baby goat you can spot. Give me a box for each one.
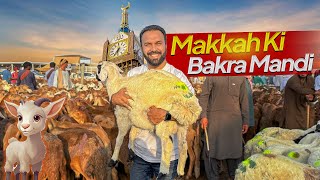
[4,98,65,180]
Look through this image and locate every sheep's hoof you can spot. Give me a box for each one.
[108,159,118,167]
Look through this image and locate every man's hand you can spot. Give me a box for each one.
[306,94,314,101]
[201,117,208,129]
[111,88,132,109]
[147,106,167,125]
[242,124,249,134]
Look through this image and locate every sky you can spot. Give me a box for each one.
[0,0,319,63]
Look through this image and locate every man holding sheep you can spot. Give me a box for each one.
[111,25,194,180]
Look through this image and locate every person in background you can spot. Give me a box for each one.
[11,66,19,85]
[17,62,37,90]
[283,74,315,129]
[244,76,255,142]
[253,76,264,85]
[199,76,249,180]
[53,59,73,90]
[313,70,320,123]
[45,62,56,87]
[273,75,282,90]
[268,75,274,85]
[2,65,12,84]
[314,69,320,78]
[314,70,320,91]
[280,75,293,91]
[260,75,267,85]
[246,76,253,88]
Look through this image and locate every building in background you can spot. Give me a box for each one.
[35,55,96,73]
[0,62,47,72]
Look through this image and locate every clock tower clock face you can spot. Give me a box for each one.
[108,39,129,59]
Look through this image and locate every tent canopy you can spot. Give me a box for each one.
[35,64,50,72]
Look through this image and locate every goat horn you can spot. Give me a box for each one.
[34,98,51,107]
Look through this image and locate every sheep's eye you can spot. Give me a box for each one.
[18,115,23,121]
[34,115,41,122]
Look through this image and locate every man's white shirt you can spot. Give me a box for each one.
[127,63,194,163]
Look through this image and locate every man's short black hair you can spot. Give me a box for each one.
[139,25,167,45]
[50,62,56,68]
[23,61,32,68]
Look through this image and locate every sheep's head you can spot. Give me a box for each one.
[98,61,123,82]
[4,98,65,136]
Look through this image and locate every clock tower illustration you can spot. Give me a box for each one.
[102,2,144,74]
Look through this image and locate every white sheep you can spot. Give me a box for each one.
[98,61,201,176]
[299,133,320,144]
[4,98,65,180]
[263,144,320,164]
[297,121,320,144]
[308,150,320,169]
[245,122,320,158]
[235,153,320,180]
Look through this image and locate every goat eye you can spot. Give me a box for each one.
[18,115,22,121]
[34,115,41,122]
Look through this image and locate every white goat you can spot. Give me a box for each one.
[99,61,201,176]
[4,98,65,180]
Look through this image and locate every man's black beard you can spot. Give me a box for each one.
[143,50,166,67]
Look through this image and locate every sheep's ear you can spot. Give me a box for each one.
[4,101,19,117]
[44,98,65,118]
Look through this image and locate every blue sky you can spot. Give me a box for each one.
[0,0,319,62]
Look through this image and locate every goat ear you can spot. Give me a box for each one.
[4,101,19,117]
[44,98,66,118]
